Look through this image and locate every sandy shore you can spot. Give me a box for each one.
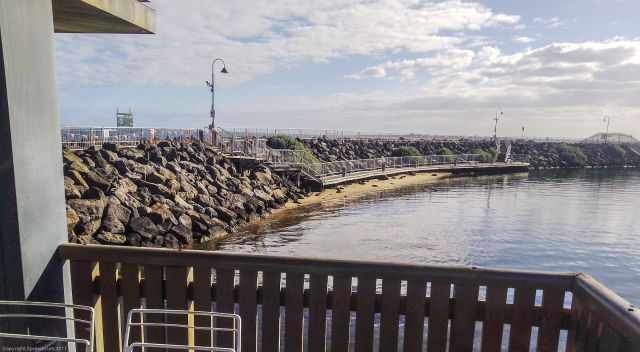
[284,171,451,209]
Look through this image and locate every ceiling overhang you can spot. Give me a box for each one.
[53,0,155,34]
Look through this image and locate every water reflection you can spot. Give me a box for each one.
[218,168,640,304]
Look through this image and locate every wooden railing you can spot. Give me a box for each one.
[58,244,640,352]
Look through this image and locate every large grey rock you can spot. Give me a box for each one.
[128,216,161,239]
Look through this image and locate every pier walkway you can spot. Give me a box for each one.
[265,151,530,188]
[319,161,529,187]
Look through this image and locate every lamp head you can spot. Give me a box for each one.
[220,66,229,74]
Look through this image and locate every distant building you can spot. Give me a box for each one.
[582,133,639,144]
[117,108,134,127]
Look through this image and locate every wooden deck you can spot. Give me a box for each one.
[59,243,640,352]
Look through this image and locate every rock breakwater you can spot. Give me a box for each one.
[302,138,640,169]
[64,141,304,248]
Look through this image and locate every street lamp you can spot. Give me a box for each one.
[603,114,612,144]
[205,58,228,143]
[493,108,503,141]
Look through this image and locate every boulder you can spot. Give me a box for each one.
[128,216,161,239]
[178,214,192,229]
[169,224,192,244]
[83,171,111,192]
[173,195,193,210]
[64,178,82,199]
[215,206,237,223]
[95,231,127,245]
[99,149,119,163]
[66,206,79,233]
[148,203,178,226]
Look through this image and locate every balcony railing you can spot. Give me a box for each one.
[58,244,640,352]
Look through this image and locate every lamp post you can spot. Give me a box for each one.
[603,114,612,144]
[206,58,228,144]
[493,108,503,142]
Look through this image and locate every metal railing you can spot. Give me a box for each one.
[59,243,640,352]
[123,309,241,352]
[61,127,207,150]
[303,154,485,178]
[0,300,95,350]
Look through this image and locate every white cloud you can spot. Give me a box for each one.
[533,16,564,28]
[338,39,640,136]
[55,0,520,88]
[513,36,536,44]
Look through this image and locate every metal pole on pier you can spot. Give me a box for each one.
[206,58,228,145]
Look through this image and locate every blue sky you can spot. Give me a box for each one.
[56,0,640,138]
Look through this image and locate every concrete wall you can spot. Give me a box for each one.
[0,0,68,300]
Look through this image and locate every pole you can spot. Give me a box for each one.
[207,58,227,146]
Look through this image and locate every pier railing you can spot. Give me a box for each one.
[304,154,485,178]
[59,244,640,352]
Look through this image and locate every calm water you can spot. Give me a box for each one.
[219,168,640,304]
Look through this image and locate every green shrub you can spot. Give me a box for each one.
[471,148,494,162]
[559,144,587,166]
[391,146,421,157]
[266,135,320,164]
[267,134,298,149]
[437,147,453,155]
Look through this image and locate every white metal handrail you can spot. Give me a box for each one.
[0,300,95,350]
[301,154,485,178]
[123,308,241,352]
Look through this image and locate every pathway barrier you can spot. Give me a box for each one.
[61,127,206,150]
[59,243,640,352]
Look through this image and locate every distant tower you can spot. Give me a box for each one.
[521,126,525,138]
[116,108,134,127]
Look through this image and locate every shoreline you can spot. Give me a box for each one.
[229,172,453,238]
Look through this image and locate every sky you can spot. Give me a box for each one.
[55,0,640,138]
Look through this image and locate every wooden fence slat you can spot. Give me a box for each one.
[508,286,536,352]
[450,281,478,352]
[428,282,450,352]
[193,266,213,348]
[584,314,600,352]
[143,265,165,346]
[537,288,565,352]
[215,268,235,349]
[403,278,427,352]
[331,275,352,352]
[70,260,95,351]
[481,285,507,352]
[98,262,120,352]
[355,276,376,352]
[284,272,305,352]
[165,266,189,348]
[261,271,281,352]
[121,264,141,348]
[308,273,329,352]
[379,278,401,352]
[598,325,621,351]
[566,293,584,352]
[239,270,258,352]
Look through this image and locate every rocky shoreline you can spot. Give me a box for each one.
[64,141,304,249]
[64,137,640,249]
[301,138,640,169]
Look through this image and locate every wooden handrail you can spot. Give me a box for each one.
[574,273,640,337]
[57,243,640,351]
[58,244,575,287]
